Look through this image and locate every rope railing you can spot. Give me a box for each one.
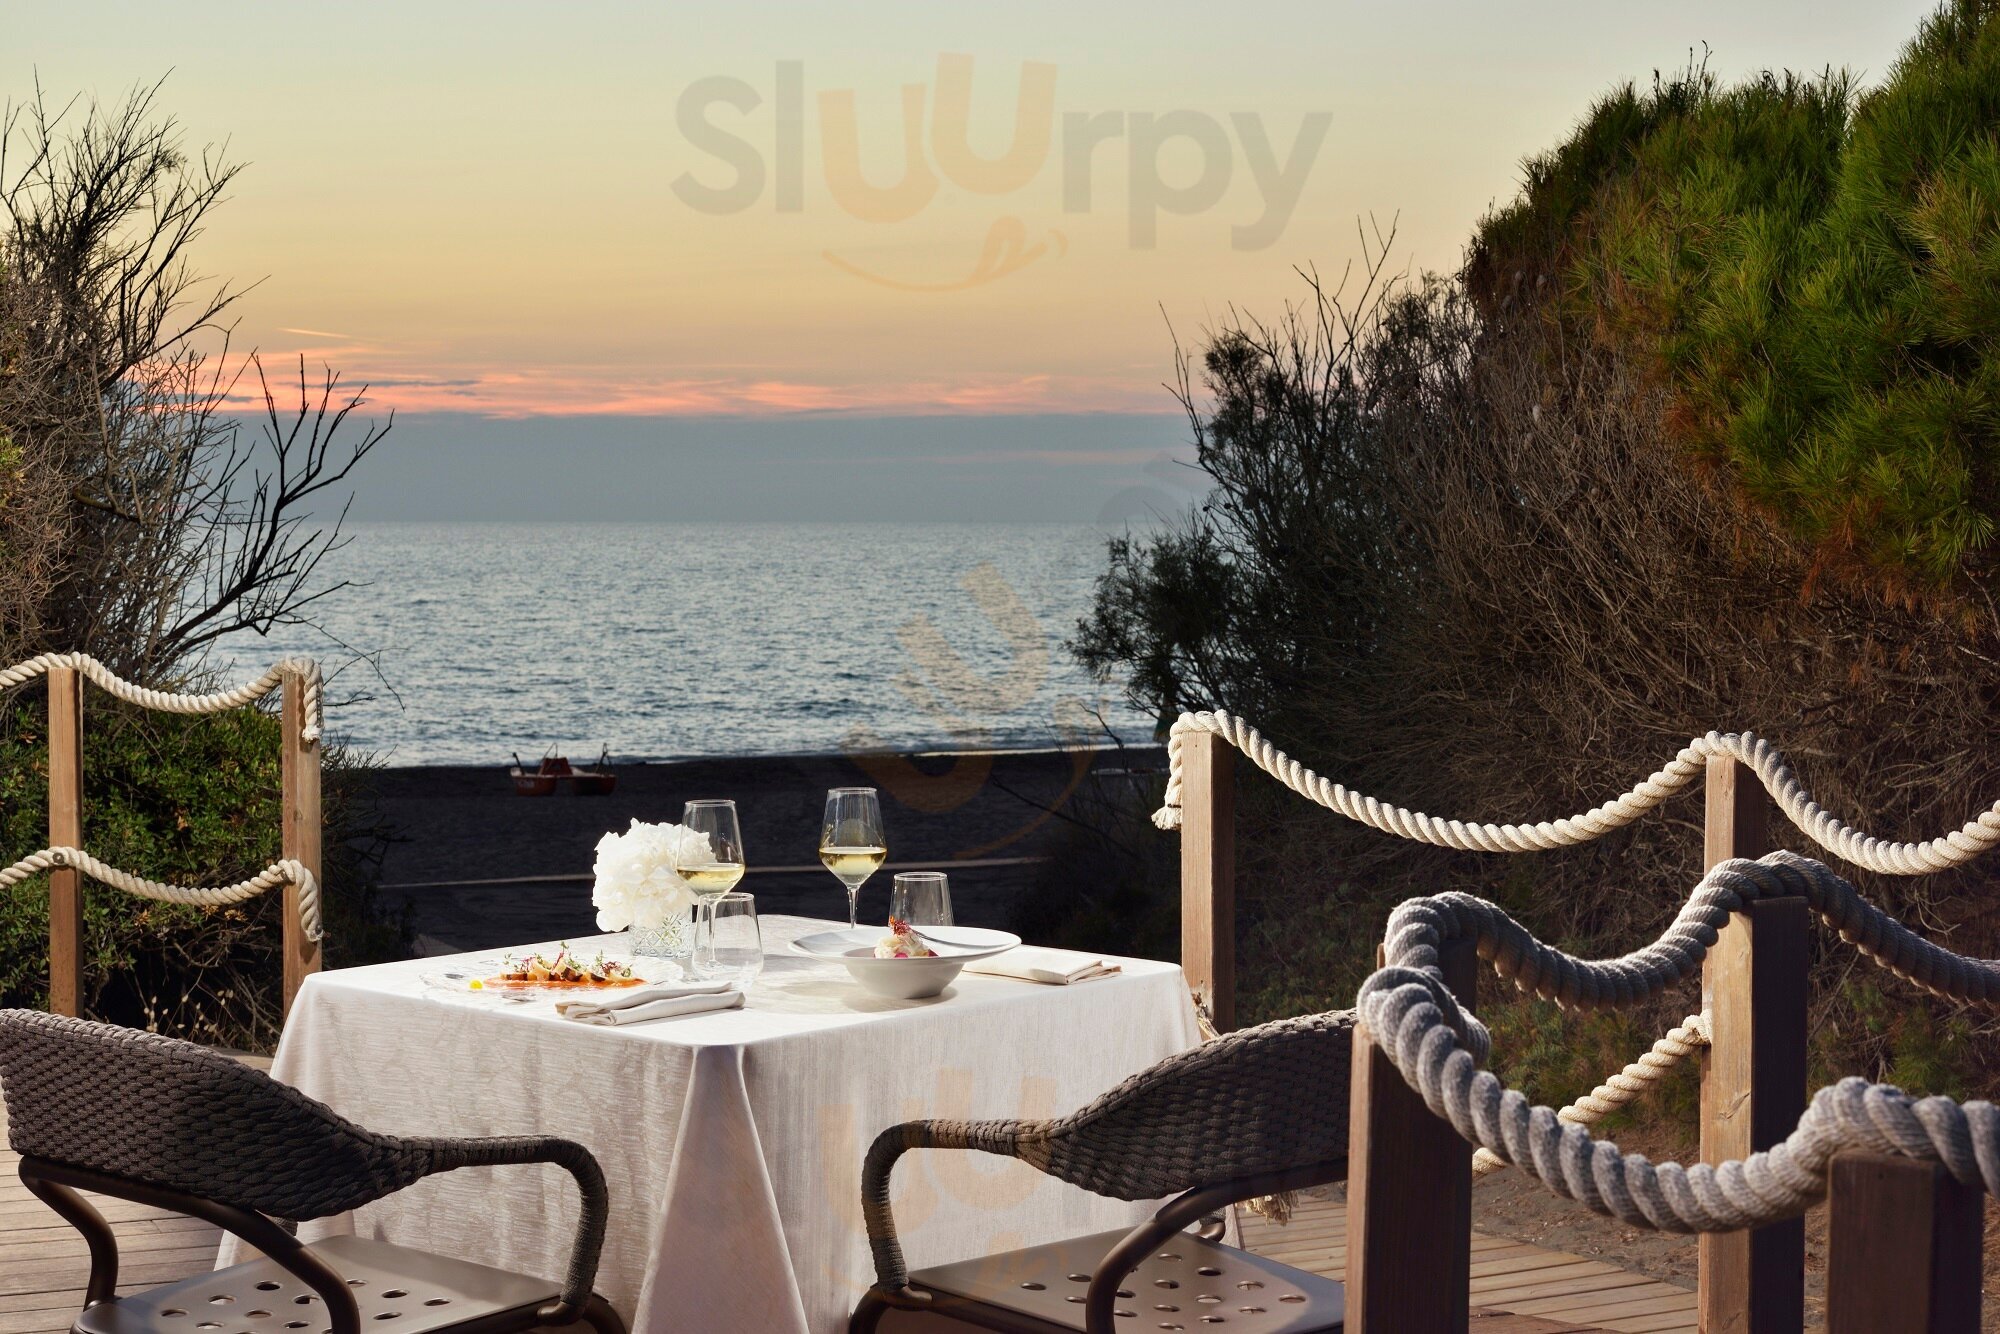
[2,653,327,979]
[0,652,321,743]
[1356,850,2000,1231]
[1472,1011,1709,1177]
[1155,709,2000,875]
[0,847,321,940]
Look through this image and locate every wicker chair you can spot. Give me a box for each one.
[0,1010,625,1334]
[851,1009,1353,1334]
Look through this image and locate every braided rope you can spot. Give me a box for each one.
[0,652,322,743]
[1155,709,2000,875]
[1358,851,2000,1230]
[1472,1012,1709,1177]
[0,846,320,940]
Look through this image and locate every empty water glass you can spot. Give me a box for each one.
[888,871,952,927]
[709,892,764,987]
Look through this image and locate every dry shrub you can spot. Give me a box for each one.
[1079,260,2000,1106]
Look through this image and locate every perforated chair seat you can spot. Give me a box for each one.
[75,1235,560,1334]
[907,1227,1343,1332]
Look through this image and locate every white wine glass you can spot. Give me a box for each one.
[819,787,886,929]
[678,799,746,976]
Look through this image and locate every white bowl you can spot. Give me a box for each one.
[792,925,1020,999]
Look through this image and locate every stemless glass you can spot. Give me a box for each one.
[709,892,764,987]
[678,799,746,976]
[888,871,952,928]
[819,787,886,929]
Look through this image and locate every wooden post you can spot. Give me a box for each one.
[280,669,322,1018]
[1826,1153,1982,1334]
[46,666,84,1017]
[1181,731,1235,1033]
[1346,935,1477,1334]
[1699,754,1806,1334]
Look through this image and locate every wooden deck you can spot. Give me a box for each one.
[1240,1195,1697,1334]
[1,1097,1691,1334]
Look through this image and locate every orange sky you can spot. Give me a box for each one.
[4,1,1939,419]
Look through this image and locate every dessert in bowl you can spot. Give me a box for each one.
[793,919,1019,998]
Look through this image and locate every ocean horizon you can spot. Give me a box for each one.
[216,521,1161,767]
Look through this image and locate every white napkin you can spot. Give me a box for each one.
[557,980,744,1025]
[964,946,1121,985]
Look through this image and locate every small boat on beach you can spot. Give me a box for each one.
[510,748,617,796]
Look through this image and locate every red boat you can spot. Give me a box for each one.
[510,749,617,796]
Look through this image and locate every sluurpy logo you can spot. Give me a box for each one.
[672,55,1332,290]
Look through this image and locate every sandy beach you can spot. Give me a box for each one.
[362,744,1165,953]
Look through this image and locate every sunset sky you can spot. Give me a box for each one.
[2,2,1942,517]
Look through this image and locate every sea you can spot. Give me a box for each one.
[215,522,1161,766]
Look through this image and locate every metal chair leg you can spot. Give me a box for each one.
[851,1289,895,1334]
[577,1292,627,1334]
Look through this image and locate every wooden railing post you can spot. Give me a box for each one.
[1346,935,1476,1334]
[46,666,84,1017]
[1181,731,1235,1033]
[1827,1153,1982,1333]
[280,668,322,1018]
[1699,753,1806,1334]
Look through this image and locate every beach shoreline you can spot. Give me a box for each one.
[360,743,1165,953]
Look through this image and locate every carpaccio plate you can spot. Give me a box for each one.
[419,955,661,999]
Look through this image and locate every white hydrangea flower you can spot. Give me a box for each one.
[591,819,707,932]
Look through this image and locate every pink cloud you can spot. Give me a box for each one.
[212,355,1166,418]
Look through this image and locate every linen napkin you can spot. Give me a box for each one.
[557,980,744,1025]
[964,945,1121,985]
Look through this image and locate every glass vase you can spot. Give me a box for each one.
[628,910,693,961]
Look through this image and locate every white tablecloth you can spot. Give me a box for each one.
[223,917,1201,1334]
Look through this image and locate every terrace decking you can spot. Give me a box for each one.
[1238,1196,1697,1334]
[1,1090,1691,1334]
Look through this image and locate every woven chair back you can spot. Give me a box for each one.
[0,1009,436,1220]
[1028,1009,1354,1200]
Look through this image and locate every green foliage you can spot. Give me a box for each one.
[1063,0,2000,1130]
[0,697,404,1049]
[1474,0,2000,600]
[1815,978,1982,1098]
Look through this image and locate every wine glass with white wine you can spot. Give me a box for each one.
[819,787,886,929]
[678,799,746,976]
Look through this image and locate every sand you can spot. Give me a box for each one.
[359,744,1164,953]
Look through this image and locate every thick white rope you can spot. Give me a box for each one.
[1471,1012,1710,1177]
[0,846,320,941]
[1359,851,2000,1229]
[1155,709,2000,875]
[0,653,321,744]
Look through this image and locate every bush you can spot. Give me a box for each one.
[0,695,405,1051]
[1476,0,2000,603]
[1074,243,2000,1109]
[0,81,399,1049]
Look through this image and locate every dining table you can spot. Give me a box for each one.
[219,915,1204,1334]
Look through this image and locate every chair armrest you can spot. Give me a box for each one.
[417,1135,608,1321]
[860,1118,1033,1298]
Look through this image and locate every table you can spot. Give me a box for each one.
[225,917,1202,1334]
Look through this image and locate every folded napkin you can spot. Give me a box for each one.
[964,946,1121,986]
[557,980,744,1025]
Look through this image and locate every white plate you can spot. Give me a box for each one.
[792,925,1020,999]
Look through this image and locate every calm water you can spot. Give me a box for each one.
[216,523,1157,765]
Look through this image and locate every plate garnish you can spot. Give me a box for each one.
[873,917,936,959]
[483,944,644,990]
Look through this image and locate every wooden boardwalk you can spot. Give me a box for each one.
[1240,1195,1697,1334]
[1,1097,1690,1334]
